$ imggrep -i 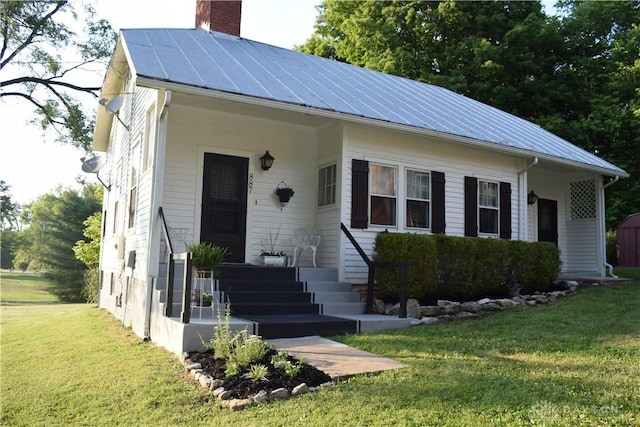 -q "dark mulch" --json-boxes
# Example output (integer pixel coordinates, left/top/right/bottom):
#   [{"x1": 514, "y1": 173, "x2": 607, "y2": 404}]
[{"x1": 188, "y1": 348, "x2": 332, "y2": 399}]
